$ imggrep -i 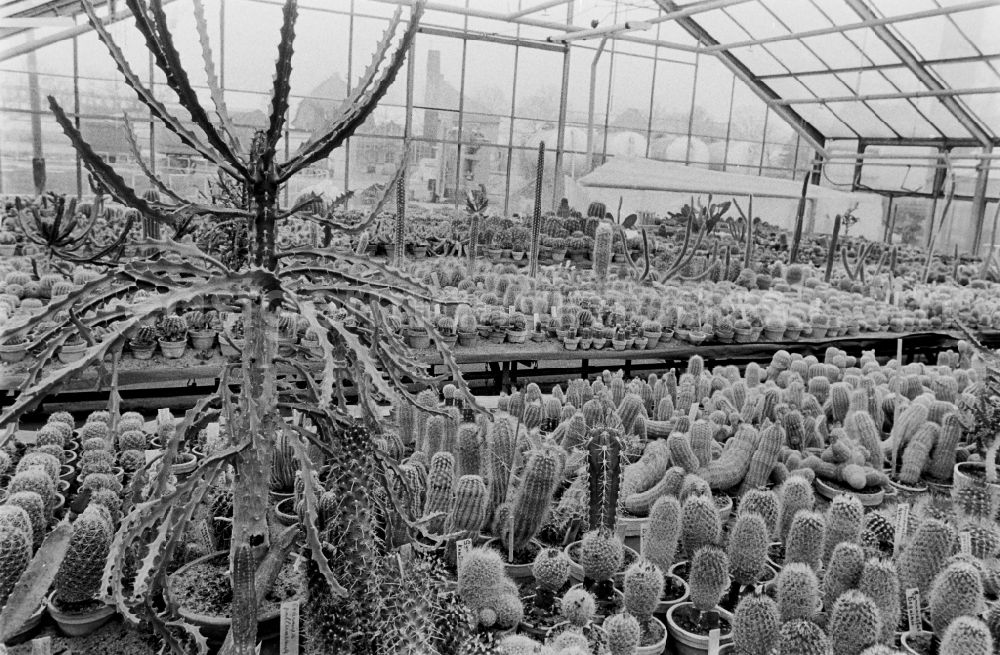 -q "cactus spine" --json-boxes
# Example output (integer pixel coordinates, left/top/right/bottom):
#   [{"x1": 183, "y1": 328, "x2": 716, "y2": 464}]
[
  {"x1": 733, "y1": 594, "x2": 780, "y2": 655},
  {"x1": 898, "y1": 518, "x2": 955, "y2": 597},
  {"x1": 501, "y1": 449, "x2": 560, "y2": 558},
  {"x1": 785, "y1": 510, "x2": 826, "y2": 572},
  {"x1": 682, "y1": 494, "x2": 721, "y2": 559},
  {"x1": 449, "y1": 474, "x2": 488, "y2": 535},
  {"x1": 231, "y1": 542, "x2": 257, "y2": 655},
  {"x1": 423, "y1": 452, "x2": 456, "y2": 533},
  {"x1": 689, "y1": 545, "x2": 730, "y2": 613},
  {"x1": 54, "y1": 505, "x2": 112, "y2": 603},
  {"x1": 823, "y1": 494, "x2": 864, "y2": 565},
  {"x1": 0, "y1": 523, "x2": 31, "y2": 607},
  {"x1": 777, "y1": 562, "x2": 820, "y2": 622},
  {"x1": 823, "y1": 542, "x2": 865, "y2": 611},
  {"x1": 393, "y1": 170, "x2": 406, "y2": 267},
  {"x1": 646, "y1": 494, "x2": 681, "y2": 575},
  {"x1": 929, "y1": 560, "x2": 984, "y2": 636},
  {"x1": 940, "y1": 616, "x2": 994, "y2": 655}
]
